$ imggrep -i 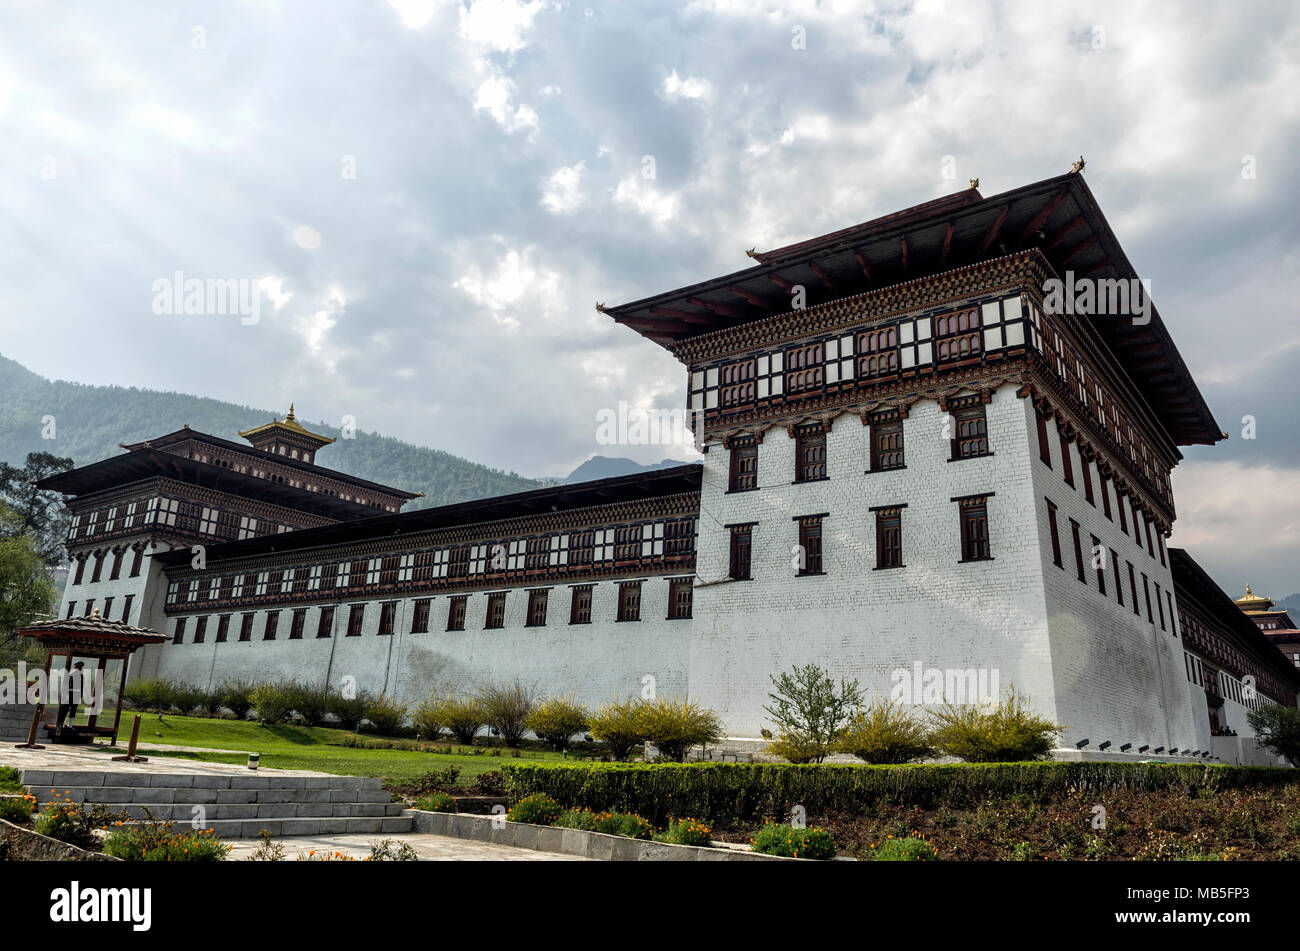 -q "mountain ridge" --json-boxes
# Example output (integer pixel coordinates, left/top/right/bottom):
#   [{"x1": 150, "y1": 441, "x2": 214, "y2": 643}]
[{"x1": 0, "y1": 352, "x2": 539, "y2": 510}]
